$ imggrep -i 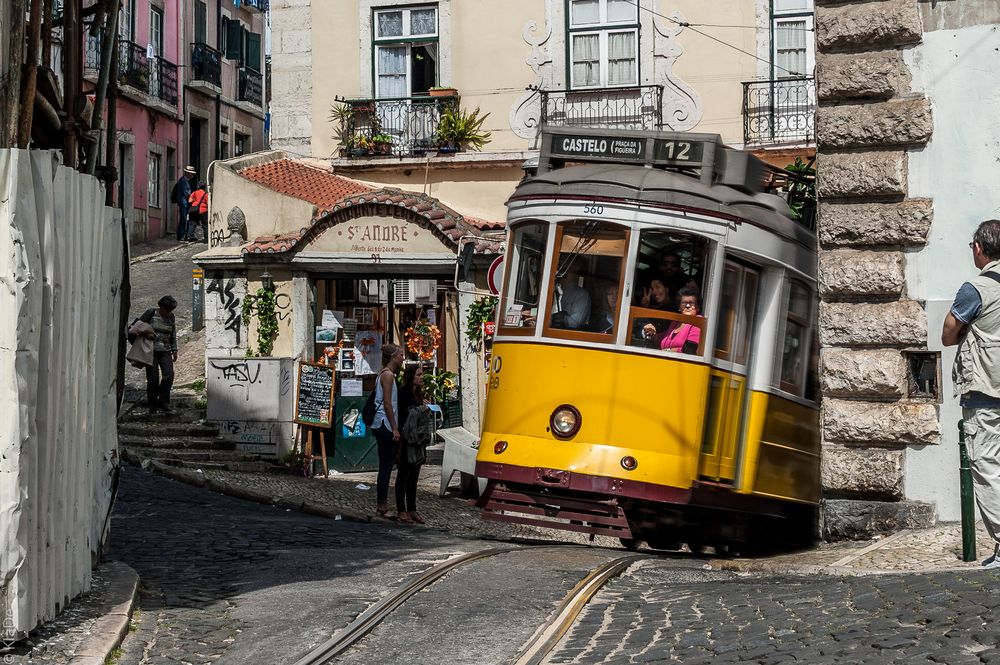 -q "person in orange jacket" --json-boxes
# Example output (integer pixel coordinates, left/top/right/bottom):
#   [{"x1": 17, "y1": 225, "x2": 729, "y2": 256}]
[{"x1": 187, "y1": 182, "x2": 209, "y2": 242}]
